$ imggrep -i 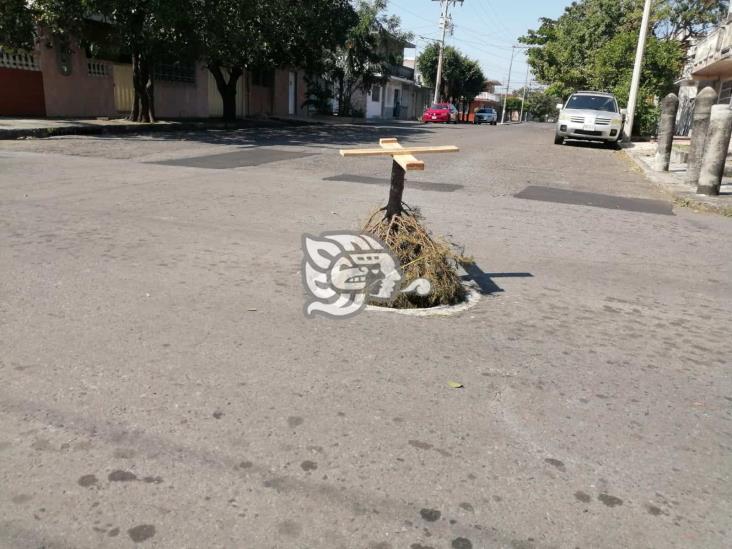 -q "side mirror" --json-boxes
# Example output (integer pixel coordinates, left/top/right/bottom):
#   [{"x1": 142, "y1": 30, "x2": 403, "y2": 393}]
[{"x1": 556, "y1": 103, "x2": 563, "y2": 110}]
